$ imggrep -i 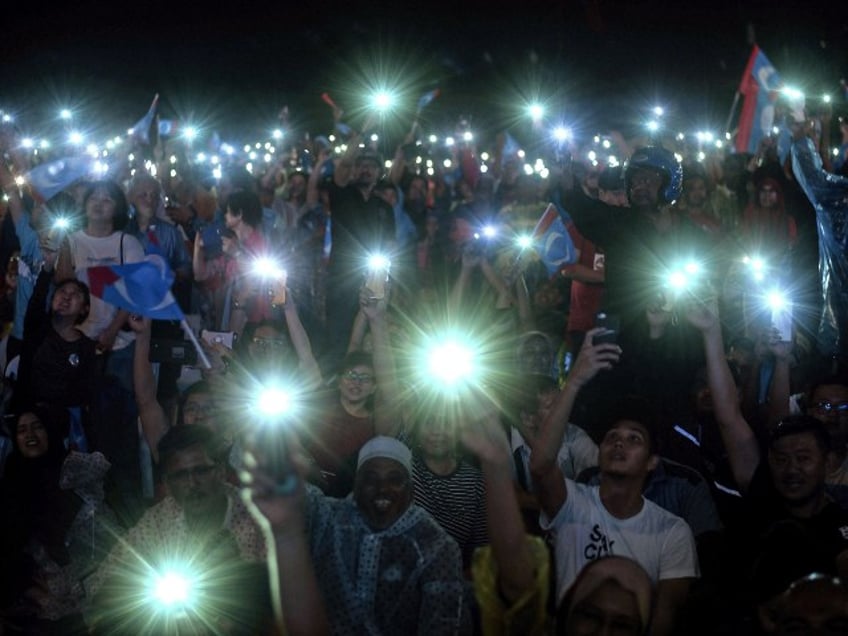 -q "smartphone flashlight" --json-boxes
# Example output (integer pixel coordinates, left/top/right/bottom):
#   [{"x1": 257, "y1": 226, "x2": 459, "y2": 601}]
[{"x1": 365, "y1": 253, "x2": 390, "y2": 299}]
